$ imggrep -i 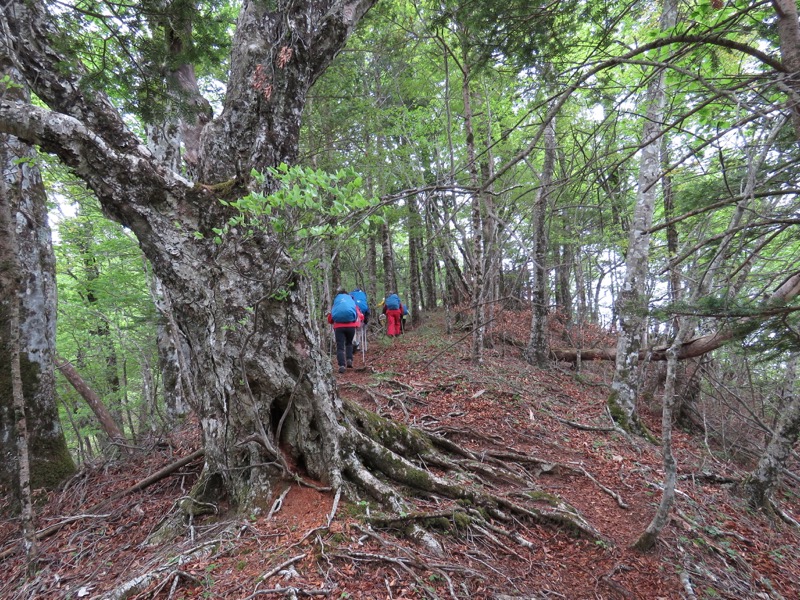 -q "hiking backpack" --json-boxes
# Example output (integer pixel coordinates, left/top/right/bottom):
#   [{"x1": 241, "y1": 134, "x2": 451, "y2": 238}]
[
  {"x1": 351, "y1": 289, "x2": 369, "y2": 314},
  {"x1": 385, "y1": 293, "x2": 401, "y2": 310},
  {"x1": 331, "y1": 294, "x2": 357, "y2": 323}
]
